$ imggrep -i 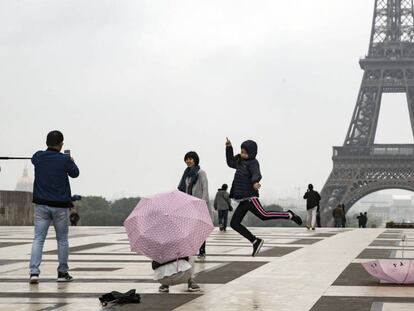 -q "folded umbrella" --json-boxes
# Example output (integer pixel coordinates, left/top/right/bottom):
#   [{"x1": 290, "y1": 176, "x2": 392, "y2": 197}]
[{"x1": 124, "y1": 190, "x2": 213, "y2": 263}]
